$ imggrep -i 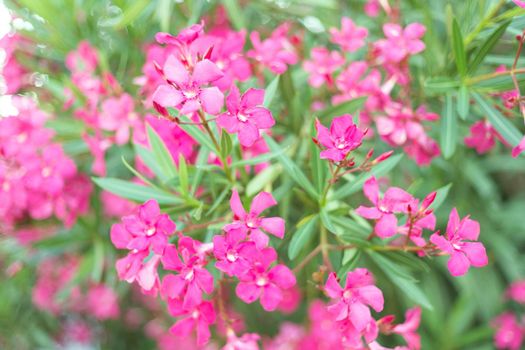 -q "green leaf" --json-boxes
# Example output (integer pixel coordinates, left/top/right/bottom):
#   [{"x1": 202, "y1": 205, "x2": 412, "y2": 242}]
[
  {"x1": 147, "y1": 125, "x2": 177, "y2": 181},
  {"x1": 93, "y1": 177, "x2": 182, "y2": 205},
  {"x1": 468, "y1": 20, "x2": 510, "y2": 75},
  {"x1": 472, "y1": 92, "x2": 522, "y2": 146},
  {"x1": 230, "y1": 146, "x2": 288, "y2": 168},
  {"x1": 263, "y1": 134, "x2": 319, "y2": 199},
  {"x1": 318, "y1": 97, "x2": 367, "y2": 119},
  {"x1": 430, "y1": 183, "x2": 452, "y2": 211},
  {"x1": 121, "y1": 156, "x2": 157, "y2": 189},
  {"x1": 452, "y1": 19, "x2": 467, "y2": 77},
  {"x1": 178, "y1": 155, "x2": 189, "y2": 195},
  {"x1": 221, "y1": 0, "x2": 246, "y2": 30},
  {"x1": 441, "y1": 94, "x2": 457, "y2": 159},
  {"x1": 288, "y1": 215, "x2": 319, "y2": 260},
  {"x1": 220, "y1": 132, "x2": 233, "y2": 159},
  {"x1": 368, "y1": 251, "x2": 433, "y2": 310},
  {"x1": 425, "y1": 77, "x2": 461, "y2": 94},
  {"x1": 457, "y1": 85, "x2": 470, "y2": 120},
  {"x1": 320, "y1": 209, "x2": 337, "y2": 233},
  {"x1": 191, "y1": 149, "x2": 210, "y2": 196},
  {"x1": 135, "y1": 144, "x2": 167, "y2": 182},
  {"x1": 246, "y1": 164, "x2": 281, "y2": 196},
  {"x1": 310, "y1": 122, "x2": 327, "y2": 193},
  {"x1": 264, "y1": 75, "x2": 280, "y2": 108},
  {"x1": 338, "y1": 249, "x2": 362, "y2": 278},
  {"x1": 115, "y1": 0, "x2": 150, "y2": 29},
  {"x1": 334, "y1": 154, "x2": 404, "y2": 200}
]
